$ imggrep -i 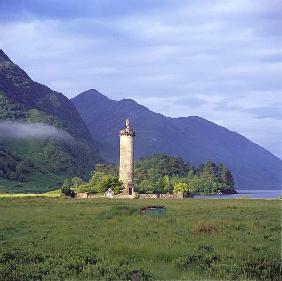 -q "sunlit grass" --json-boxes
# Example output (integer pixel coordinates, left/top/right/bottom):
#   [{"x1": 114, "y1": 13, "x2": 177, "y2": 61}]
[{"x1": 0, "y1": 190, "x2": 61, "y2": 198}]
